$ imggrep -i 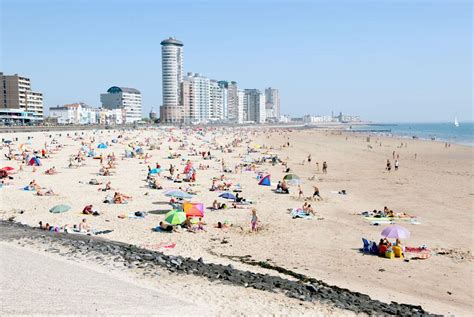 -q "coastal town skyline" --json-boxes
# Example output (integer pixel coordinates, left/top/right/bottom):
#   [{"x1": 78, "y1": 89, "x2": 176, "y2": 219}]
[{"x1": 1, "y1": 0, "x2": 472, "y2": 122}]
